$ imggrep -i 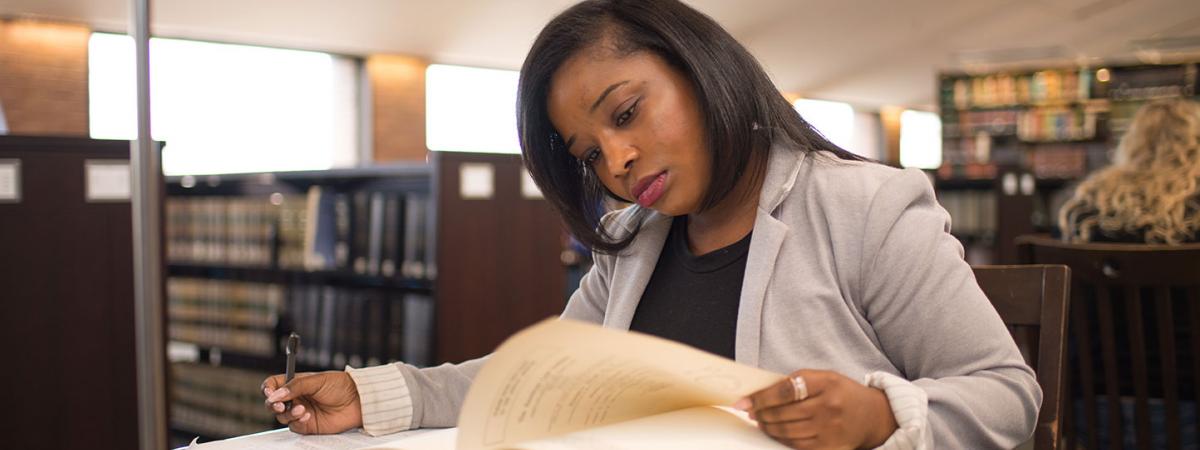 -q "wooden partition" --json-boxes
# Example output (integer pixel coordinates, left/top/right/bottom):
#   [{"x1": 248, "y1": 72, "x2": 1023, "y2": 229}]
[
  {"x1": 0, "y1": 135, "x2": 155, "y2": 449},
  {"x1": 432, "y1": 151, "x2": 567, "y2": 363}
]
